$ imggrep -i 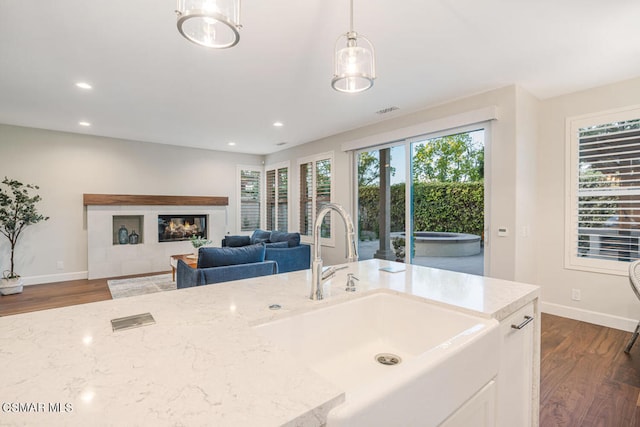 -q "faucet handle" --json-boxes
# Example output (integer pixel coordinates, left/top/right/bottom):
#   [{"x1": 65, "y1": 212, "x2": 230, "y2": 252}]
[
  {"x1": 321, "y1": 266, "x2": 336, "y2": 281},
  {"x1": 346, "y1": 273, "x2": 359, "y2": 292},
  {"x1": 322, "y1": 265, "x2": 349, "y2": 281}
]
